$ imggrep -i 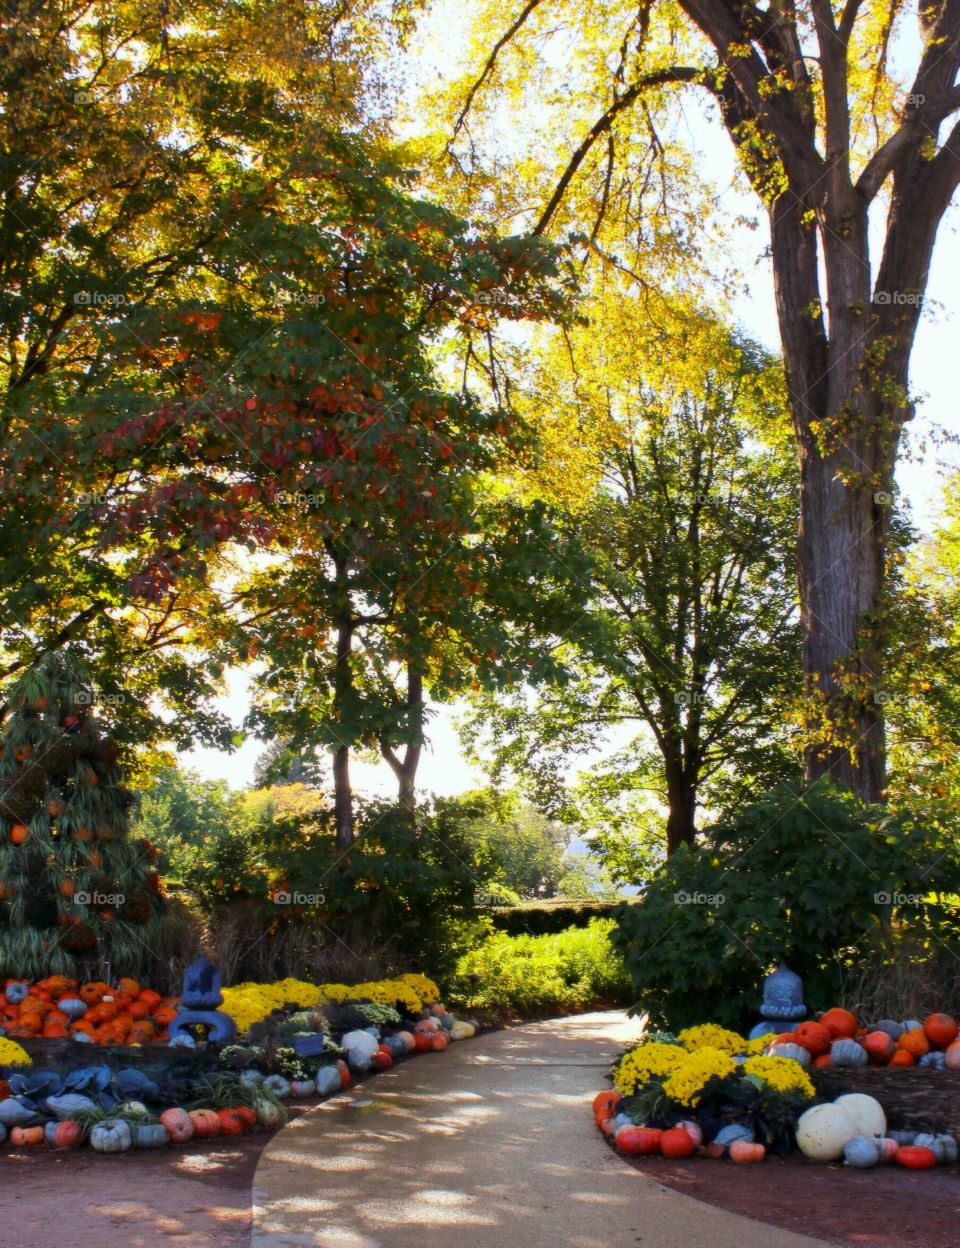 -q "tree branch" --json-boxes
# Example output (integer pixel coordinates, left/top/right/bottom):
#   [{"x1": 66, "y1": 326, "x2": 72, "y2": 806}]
[
  {"x1": 857, "y1": 84, "x2": 960, "y2": 201},
  {"x1": 534, "y1": 67, "x2": 700, "y2": 234},
  {"x1": 449, "y1": 0, "x2": 547, "y2": 145}
]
